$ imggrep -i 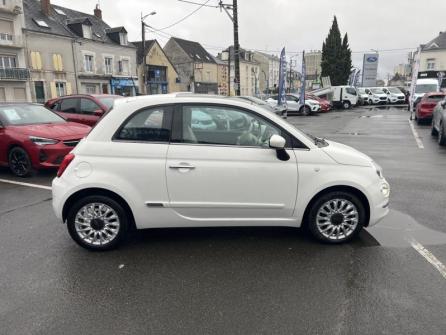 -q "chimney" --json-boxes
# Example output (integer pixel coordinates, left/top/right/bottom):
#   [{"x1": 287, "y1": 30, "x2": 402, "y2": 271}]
[
  {"x1": 41, "y1": 0, "x2": 51, "y2": 16},
  {"x1": 94, "y1": 4, "x2": 102, "y2": 19}
]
